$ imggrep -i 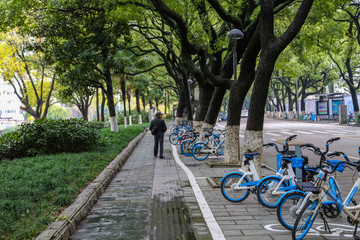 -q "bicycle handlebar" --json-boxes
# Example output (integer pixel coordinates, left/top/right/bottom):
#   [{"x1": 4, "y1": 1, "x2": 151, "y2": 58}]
[
  {"x1": 263, "y1": 143, "x2": 276, "y2": 148},
  {"x1": 327, "y1": 137, "x2": 340, "y2": 144},
  {"x1": 345, "y1": 161, "x2": 360, "y2": 168},
  {"x1": 301, "y1": 137, "x2": 340, "y2": 156},
  {"x1": 286, "y1": 135, "x2": 297, "y2": 142},
  {"x1": 327, "y1": 151, "x2": 350, "y2": 162},
  {"x1": 323, "y1": 160, "x2": 347, "y2": 174},
  {"x1": 263, "y1": 134, "x2": 297, "y2": 154}
]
